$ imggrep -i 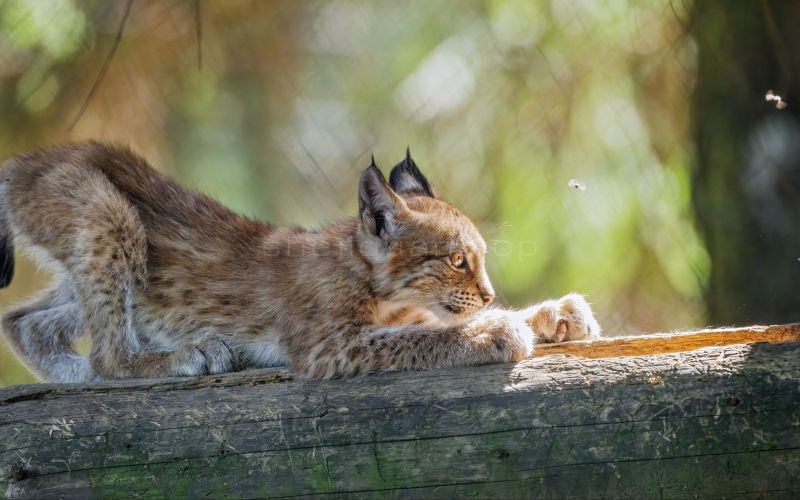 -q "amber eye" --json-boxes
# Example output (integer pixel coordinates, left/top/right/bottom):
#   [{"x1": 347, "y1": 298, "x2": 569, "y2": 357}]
[{"x1": 449, "y1": 251, "x2": 467, "y2": 269}]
